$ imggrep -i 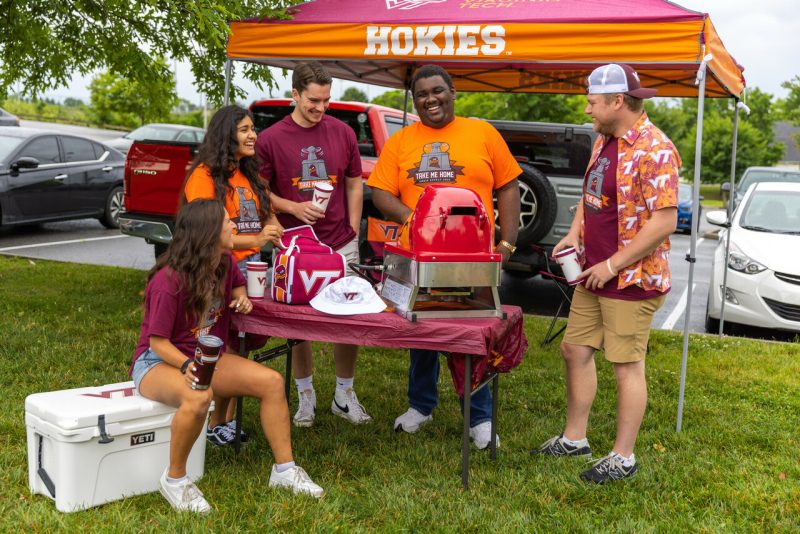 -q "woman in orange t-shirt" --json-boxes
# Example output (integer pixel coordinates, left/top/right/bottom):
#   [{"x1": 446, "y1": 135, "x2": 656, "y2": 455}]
[{"x1": 183, "y1": 105, "x2": 283, "y2": 275}]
